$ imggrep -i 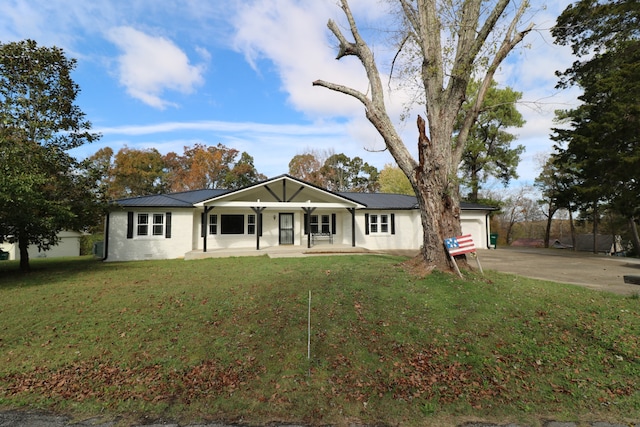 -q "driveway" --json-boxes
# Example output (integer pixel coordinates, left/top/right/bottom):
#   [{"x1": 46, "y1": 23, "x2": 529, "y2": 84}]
[{"x1": 478, "y1": 247, "x2": 640, "y2": 296}]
